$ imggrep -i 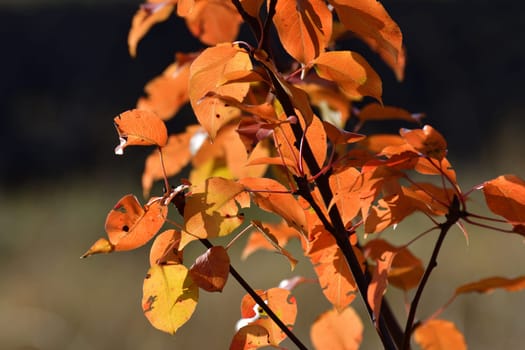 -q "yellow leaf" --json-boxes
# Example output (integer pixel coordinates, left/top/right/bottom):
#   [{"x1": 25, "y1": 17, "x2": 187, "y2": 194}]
[{"x1": 142, "y1": 264, "x2": 199, "y2": 334}]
